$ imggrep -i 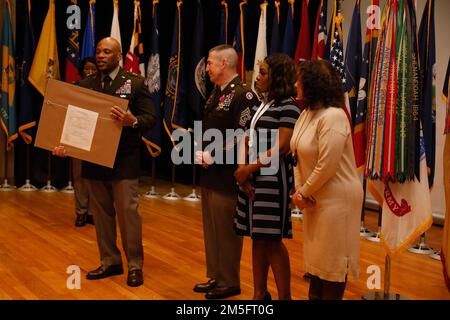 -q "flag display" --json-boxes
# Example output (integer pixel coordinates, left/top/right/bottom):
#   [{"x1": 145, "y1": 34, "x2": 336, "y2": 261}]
[
  {"x1": 311, "y1": 0, "x2": 327, "y2": 60},
  {"x1": 234, "y1": 0, "x2": 247, "y2": 82},
  {"x1": 252, "y1": 1, "x2": 268, "y2": 92},
  {"x1": 353, "y1": 0, "x2": 379, "y2": 170},
  {"x1": 143, "y1": 0, "x2": 162, "y2": 157},
  {"x1": 269, "y1": 0, "x2": 281, "y2": 54},
  {"x1": 124, "y1": 0, "x2": 145, "y2": 76},
  {"x1": 163, "y1": 0, "x2": 187, "y2": 144},
  {"x1": 81, "y1": 0, "x2": 96, "y2": 60},
  {"x1": 281, "y1": 0, "x2": 295, "y2": 58},
  {"x1": 18, "y1": 0, "x2": 37, "y2": 144},
  {"x1": 219, "y1": 0, "x2": 228, "y2": 44},
  {"x1": 0, "y1": 0, "x2": 17, "y2": 149},
  {"x1": 110, "y1": 0, "x2": 123, "y2": 67},
  {"x1": 65, "y1": 0, "x2": 80, "y2": 84},
  {"x1": 29, "y1": 0, "x2": 60, "y2": 96},
  {"x1": 294, "y1": 0, "x2": 311, "y2": 62},
  {"x1": 418, "y1": 0, "x2": 436, "y2": 187}
]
